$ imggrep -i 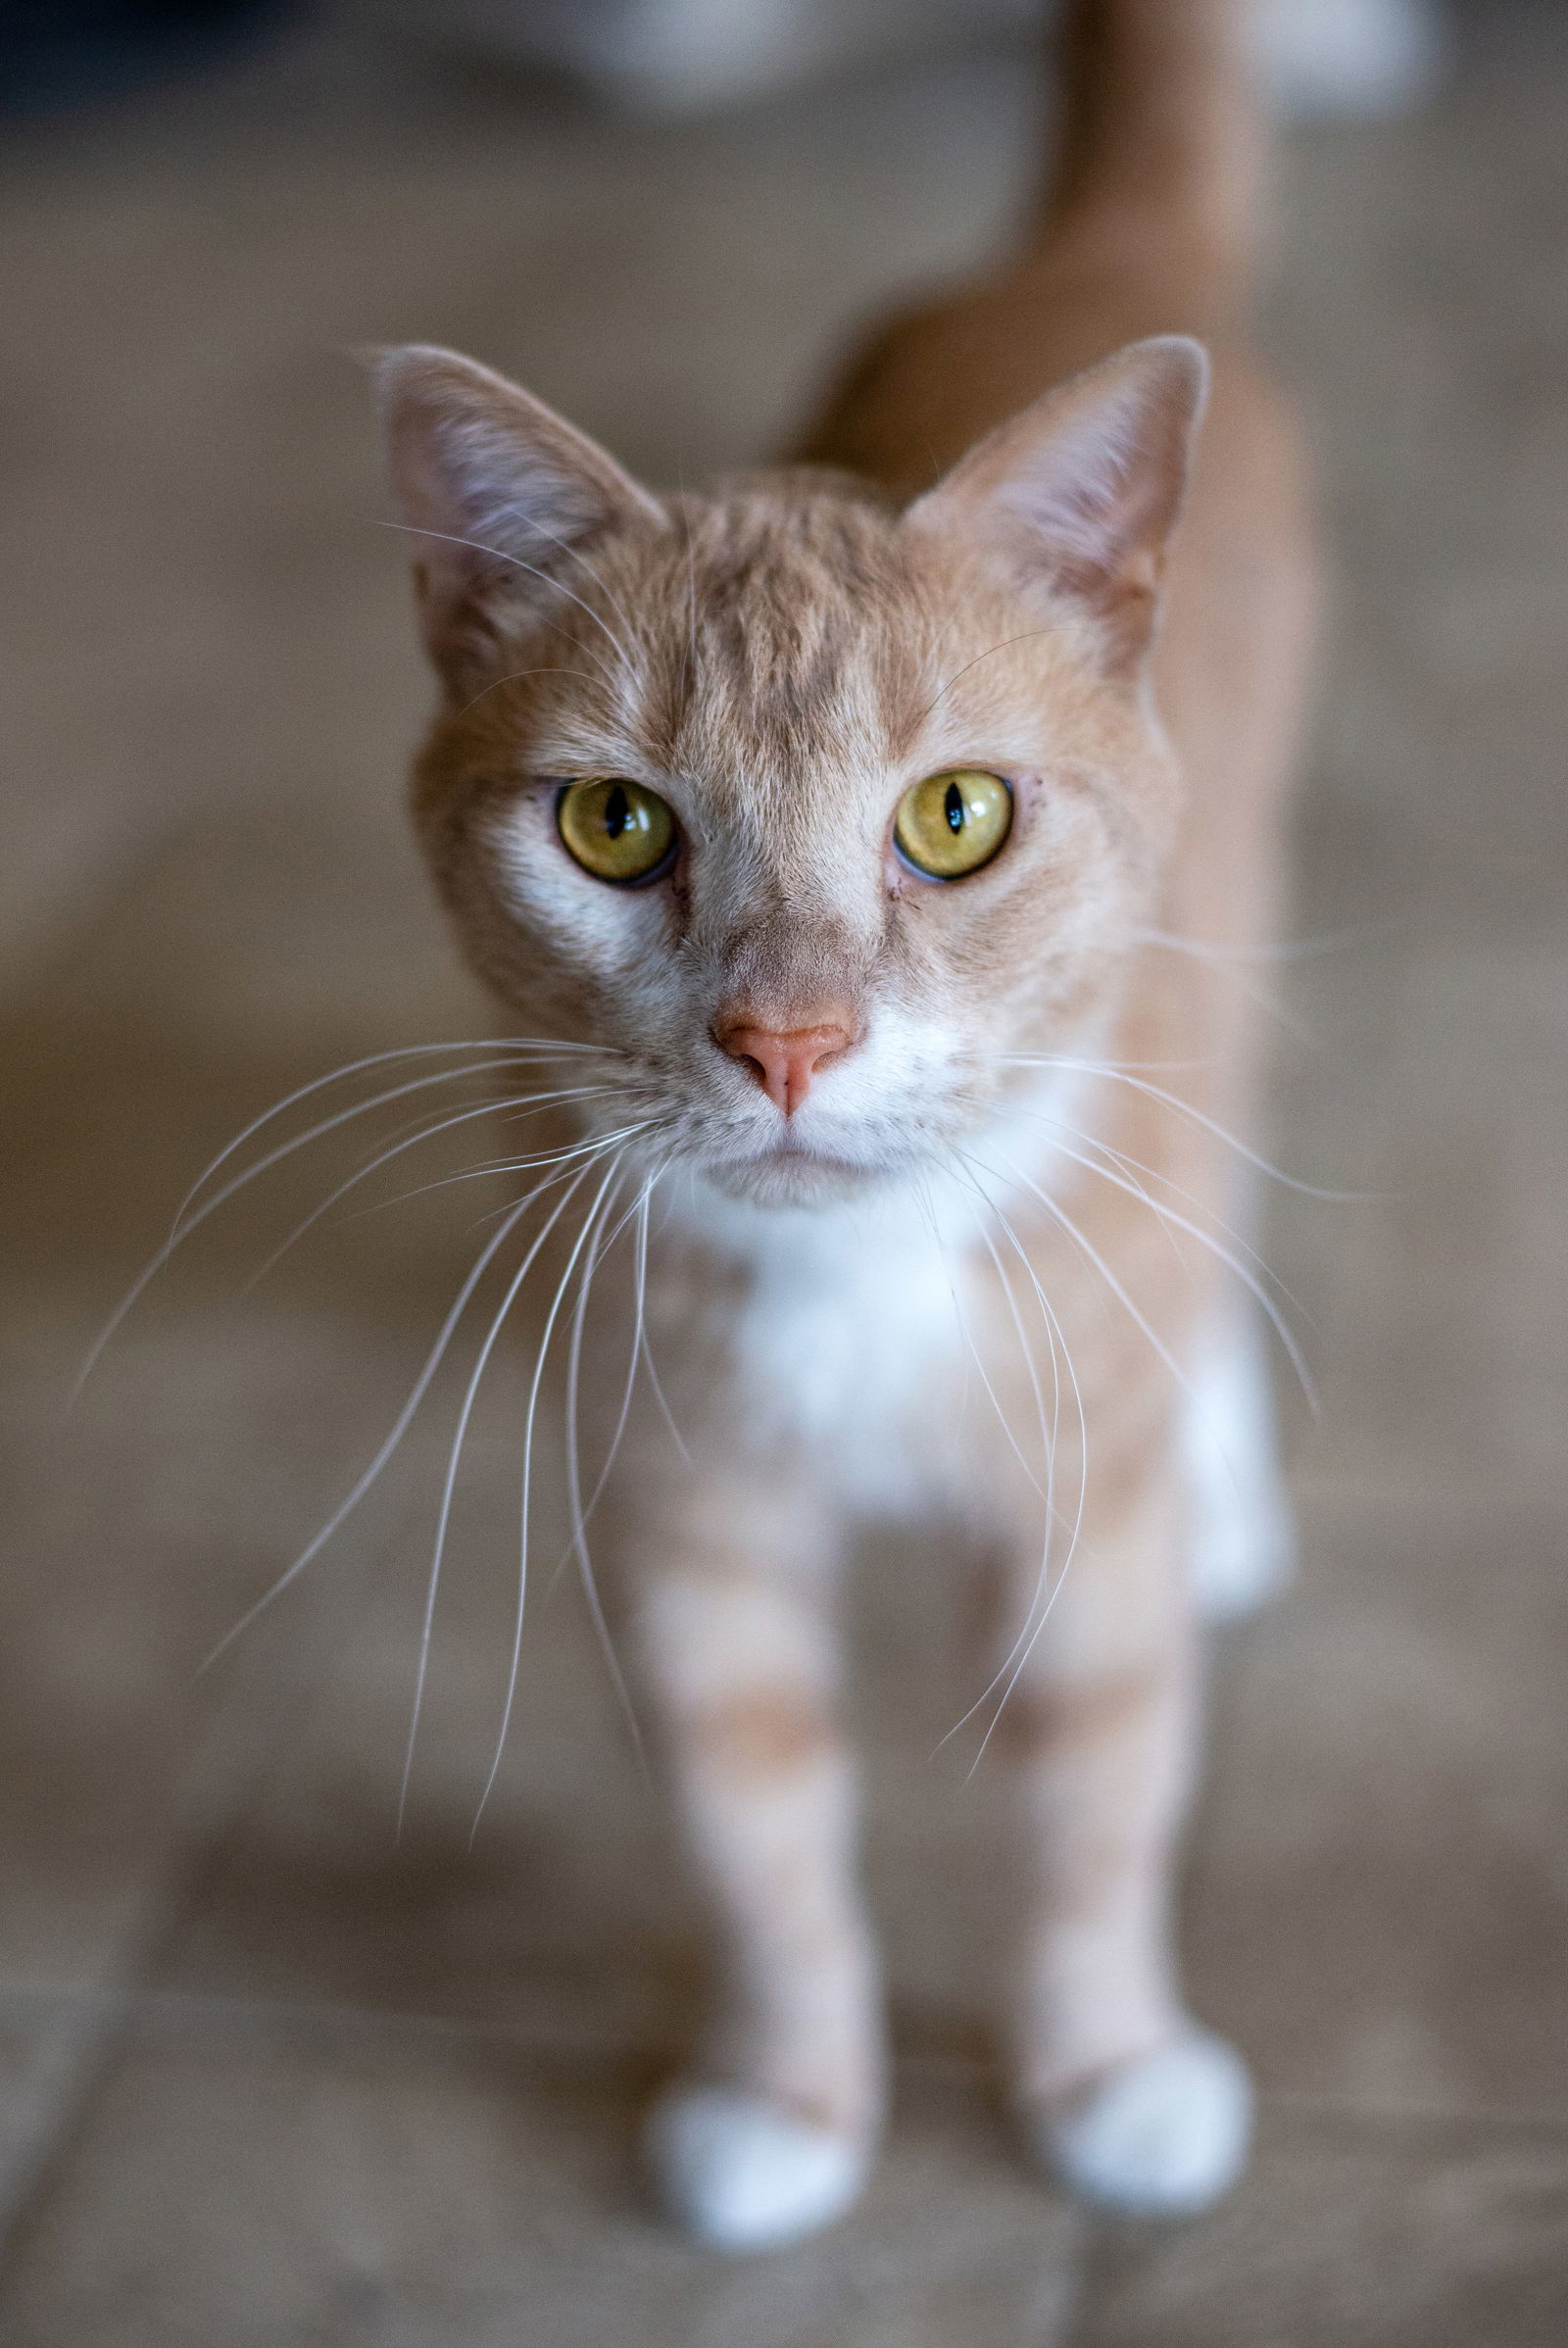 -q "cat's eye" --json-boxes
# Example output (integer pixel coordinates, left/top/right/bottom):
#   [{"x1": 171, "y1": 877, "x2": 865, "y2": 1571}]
[
  {"x1": 894, "y1": 768, "x2": 1012, "y2": 879},
  {"x1": 557, "y1": 777, "x2": 677, "y2": 885}
]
